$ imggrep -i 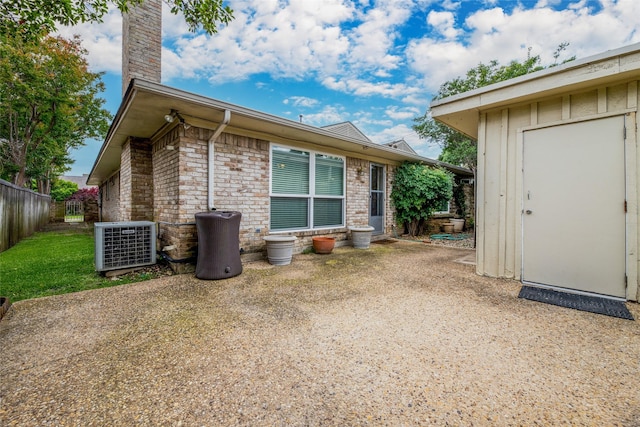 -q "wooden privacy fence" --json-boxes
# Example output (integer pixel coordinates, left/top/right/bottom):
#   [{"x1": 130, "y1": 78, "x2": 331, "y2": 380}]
[{"x1": 0, "y1": 179, "x2": 50, "y2": 253}]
